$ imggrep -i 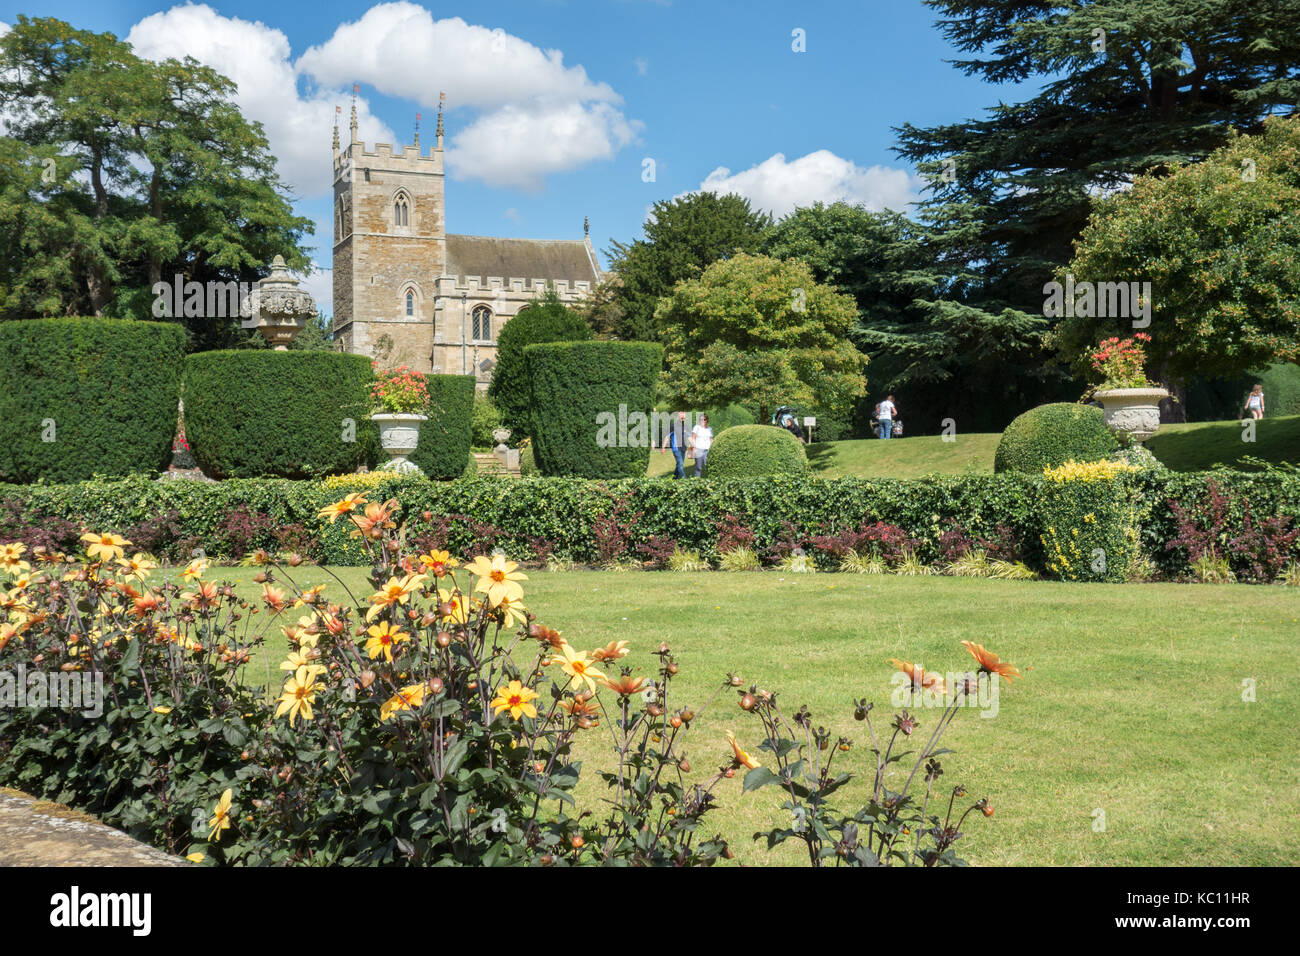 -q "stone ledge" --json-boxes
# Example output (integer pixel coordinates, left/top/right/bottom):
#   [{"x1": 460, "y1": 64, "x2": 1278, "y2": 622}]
[{"x1": 0, "y1": 788, "x2": 186, "y2": 867}]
